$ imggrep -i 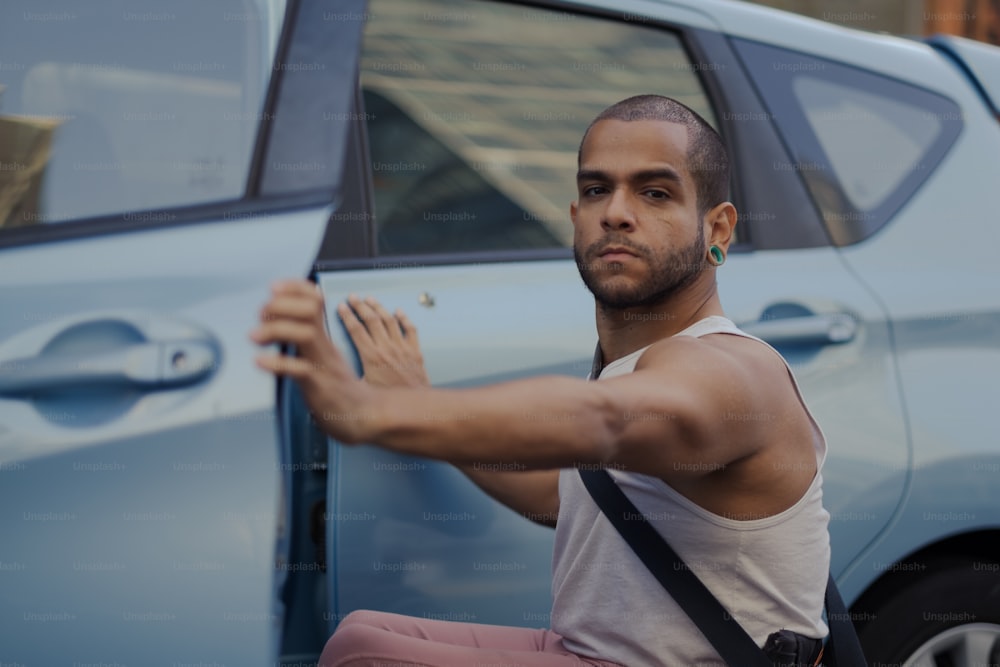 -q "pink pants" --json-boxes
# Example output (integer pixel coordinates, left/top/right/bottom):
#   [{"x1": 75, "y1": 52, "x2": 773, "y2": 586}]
[{"x1": 319, "y1": 610, "x2": 624, "y2": 667}]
